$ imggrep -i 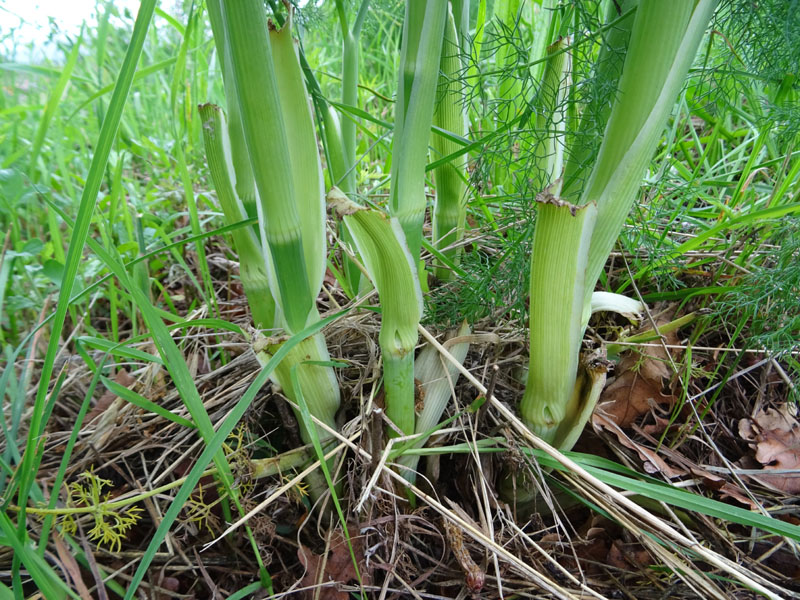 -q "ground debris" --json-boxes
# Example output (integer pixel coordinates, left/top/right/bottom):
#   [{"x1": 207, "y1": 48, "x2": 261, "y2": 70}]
[
  {"x1": 738, "y1": 403, "x2": 800, "y2": 493},
  {"x1": 594, "y1": 313, "x2": 681, "y2": 430},
  {"x1": 297, "y1": 526, "x2": 370, "y2": 600}
]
